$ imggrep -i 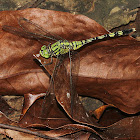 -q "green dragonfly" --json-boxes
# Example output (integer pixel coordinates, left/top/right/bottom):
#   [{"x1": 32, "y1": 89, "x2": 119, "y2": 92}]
[
  {"x1": 38, "y1": 26, "x2": 136, "y2": 117},
  {"x1": 39, "y1": 28, "x2": 136, "y2": 60},
  {"x1": 2, "y1": 18, "x2": 136, "y2": 118}
]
